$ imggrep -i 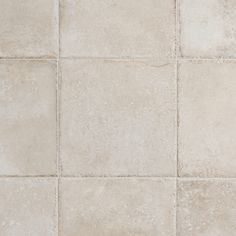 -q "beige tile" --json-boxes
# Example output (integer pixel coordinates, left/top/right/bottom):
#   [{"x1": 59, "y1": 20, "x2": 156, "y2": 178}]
[
  {"x1": 60, "y1": 0, "x2": 175, "y2": 58},
  {"x1": 0, "y1": 60, "x2": 56, "y2": 176},
  {"x1": 0, "y1": 178, "x2": 57, "y2": 236},
  {"x1": 179, "y1": 61, "x2": 236, "y2": 177},
  {"x1": 178, "y1": 179, "x2": 236, "y2": 236},
  {"x1": 180, "y1": 0, "x2": 236, "y2": 58},
  {"x1": 0, "y1": 0, "x2": 58, "y2": 58},
  {"x1": 60, "y1": 178, "x2": 176, "y2": 236},
  {"x1": 60, "y1": 59, "x2": 176, "y2": 176}
]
